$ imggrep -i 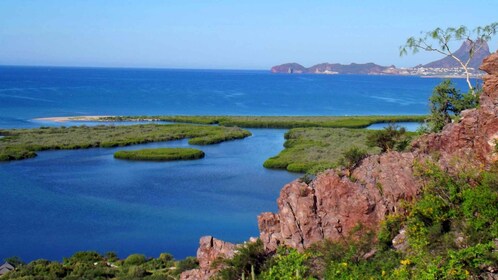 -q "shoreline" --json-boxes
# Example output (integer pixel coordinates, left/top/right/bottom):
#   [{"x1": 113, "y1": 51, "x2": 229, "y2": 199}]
[{"x1": 34, "y1": 115, "x2": 112, "y2": 122}]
